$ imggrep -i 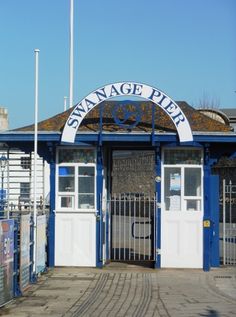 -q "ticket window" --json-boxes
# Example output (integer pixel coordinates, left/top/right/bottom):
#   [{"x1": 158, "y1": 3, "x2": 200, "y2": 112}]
[
  {"x1": 56, "y1": 148, "x2": 96, "y2": 211},
  {"x1": 163, "y1": 149, "x2": 203, "y2": 212}
]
